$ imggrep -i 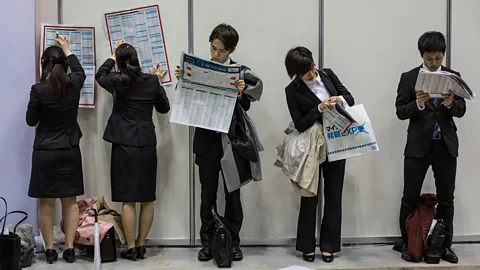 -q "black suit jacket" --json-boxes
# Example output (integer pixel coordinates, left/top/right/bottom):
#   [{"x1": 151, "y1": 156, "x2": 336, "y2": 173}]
[
  {"x1": 193, "y1": 59, "x2": 252, "y2": 156},
  {"x1": 96, "y1": 59, "x2": 170, "y2": 147},
  {"x1": 26, "y1": 54, "x2": 86, "y2": 150},
  {"x1": 285, "y1": 69, "x2": 355, "y2": 133},
  {"x1": 395, "y1": 65, "x2": 466, "y2": 158}
]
